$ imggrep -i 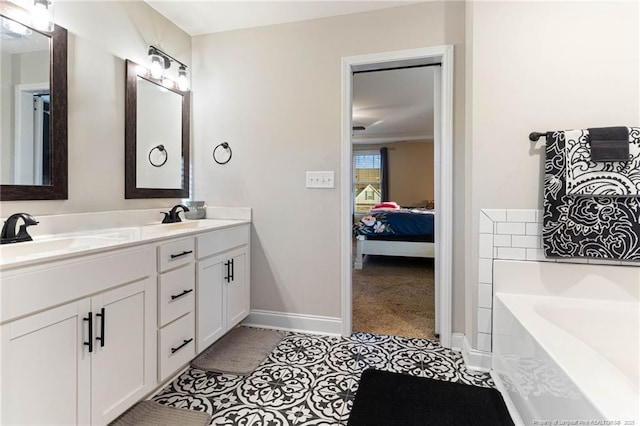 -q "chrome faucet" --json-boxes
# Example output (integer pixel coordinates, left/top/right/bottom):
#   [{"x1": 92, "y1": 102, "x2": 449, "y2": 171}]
[
  {"x1": 161, "y1": 204, "x2": 190, "y2": 223},
  {"x1": 1, "y1": 213, "x2": 39, "y2": 244}
]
